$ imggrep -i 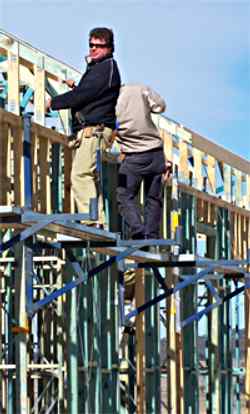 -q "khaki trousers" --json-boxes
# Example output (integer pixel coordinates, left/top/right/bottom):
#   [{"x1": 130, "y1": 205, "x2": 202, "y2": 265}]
[{"x1": 71, "y1": 127, "x2": 113, "y2": 224}]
